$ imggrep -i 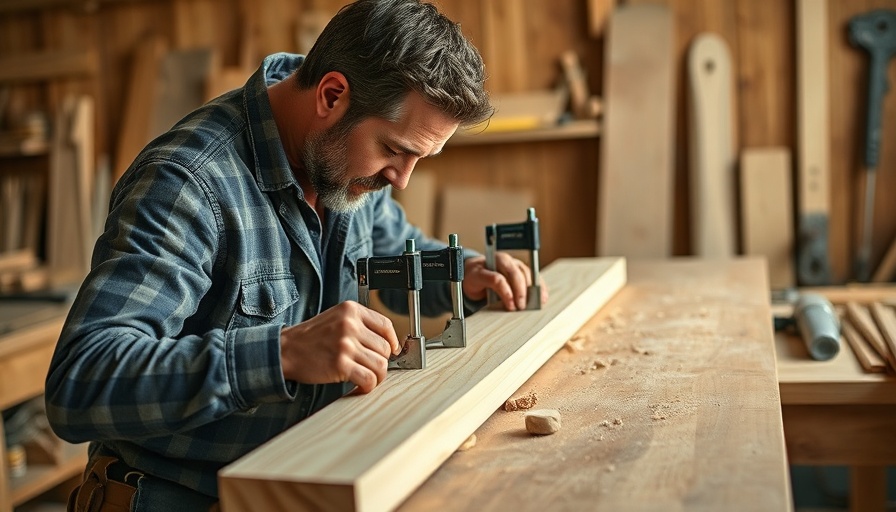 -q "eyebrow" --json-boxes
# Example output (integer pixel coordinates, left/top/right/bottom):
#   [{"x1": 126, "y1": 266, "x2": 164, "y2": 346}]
[{"x1": 388, "y1": 140, "x2": 442, "y2": 158}]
